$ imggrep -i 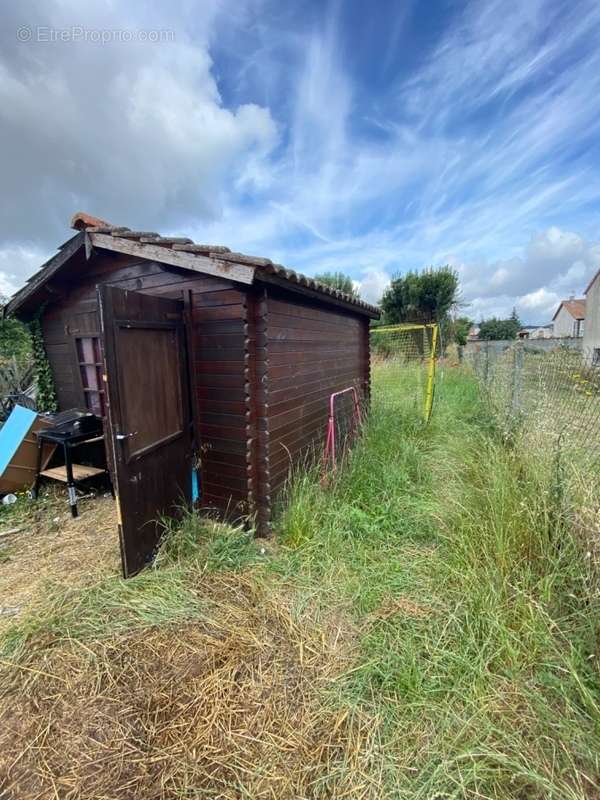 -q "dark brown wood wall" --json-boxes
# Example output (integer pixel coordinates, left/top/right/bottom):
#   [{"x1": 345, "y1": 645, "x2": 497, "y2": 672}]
[
  {"x1": 39, "y1": 252, "x2": 249, "y2": 519},
  {"x1": 244, "y1": 288, "x2": 270, "y2": 533},
  {"x1": 263, "y1": 290, "x2": 369, "y2": 500},
  {"x1": 189, "y1": 283, "x2": 248, "y2": 518},
  {"x1": 38, "y1": 250, "x2": 372, "y2": 535}
]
